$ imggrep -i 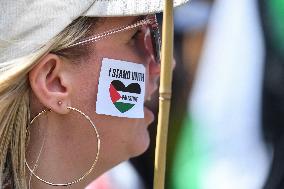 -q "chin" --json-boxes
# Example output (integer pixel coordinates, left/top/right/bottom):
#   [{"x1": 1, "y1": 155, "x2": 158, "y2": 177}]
[{"x1": 129, "y1": 129, "x2": 151, "y2": 157}]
